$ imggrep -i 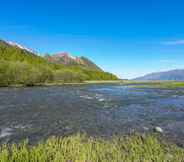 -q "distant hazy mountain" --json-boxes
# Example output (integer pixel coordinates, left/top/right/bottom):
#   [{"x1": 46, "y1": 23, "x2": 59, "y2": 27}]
[
  {"x1": 134, "y1": 69, "x2": 184, "y2": 81},
  {"x1": 45, "y1": 52, "x2": 102, "y2": 71}
]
